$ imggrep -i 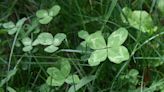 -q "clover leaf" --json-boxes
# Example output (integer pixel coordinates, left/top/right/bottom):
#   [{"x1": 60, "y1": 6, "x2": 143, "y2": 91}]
[
  {"x1": 121, "y1": 7, "x2": 157, "y2": 33},
  {"x1": 158, "y1": 0, "x2": 164, "y2": 15},
  {"x1": 78, "y1": 30, "x2": 89, "y2": 40},
  {"x1": 21, "y1": 37, "x2": 33, "y2": 52},
  {"x1": 86, "y1": 27, "x2": 130, "y2": 66},
  {"x1": 46, "y1": 60, "x2": 79, "y2": 86},
  {"x1": 36, "y1": 5, "x2": 61, "y2": 24},
  {"x1": 65, "y1": 74, "x2": 80, "y2": 84},
  {"x1": 33, "y1": 32, "x2": 66, "y2": 53},
  {"x1": 2, "y1": 18, "x2": 26, "y2": 35}
]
